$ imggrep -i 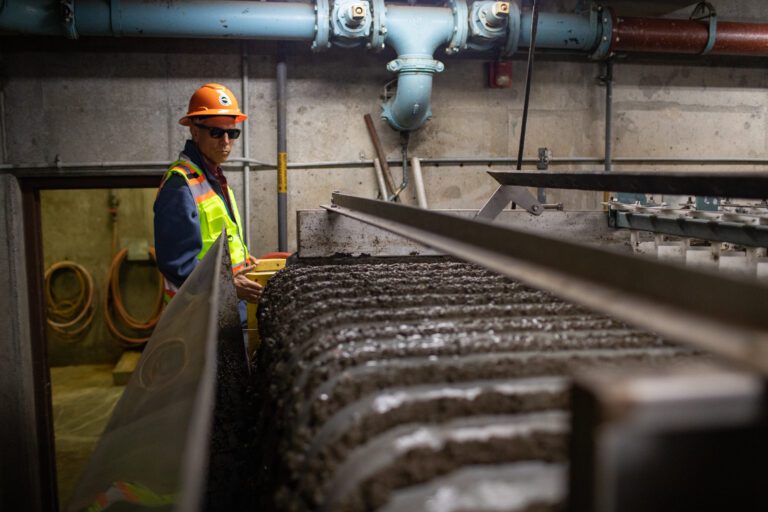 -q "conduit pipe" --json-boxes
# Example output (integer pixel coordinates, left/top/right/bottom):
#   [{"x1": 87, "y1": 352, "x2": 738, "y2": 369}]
[
  {"x1": 411, "y1": 157, "x2": 428, "y2": 209},
  {"x1": 241, "y1": 43, "x2": 251, "y2": 249},
  {"x1": 612, "y1": 18, "x2": 768, "y2": 56},
  {"x1": 276, "y1": 53, "x2": 288, "y2": 252}
]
